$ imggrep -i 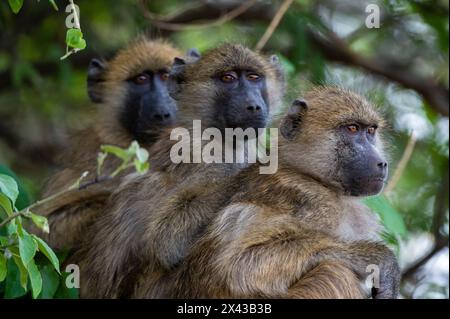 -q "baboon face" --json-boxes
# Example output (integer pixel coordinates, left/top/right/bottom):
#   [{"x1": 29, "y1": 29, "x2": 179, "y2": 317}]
[
  {"x1": 281, "y1": 87, "x2": 388, "y2": 197},
  {"x1": 87, "y1": 39, "x2": 183, "y2": 141},
  {"x1": 213, "y1": 68, "x2": 269, "y2": 130},
  {"x1": 335, "y1": 121, "x2": 388, "y2": 196},
  {"x1": 168, "y1": 44, "x2": 284, "y2": 130}
]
